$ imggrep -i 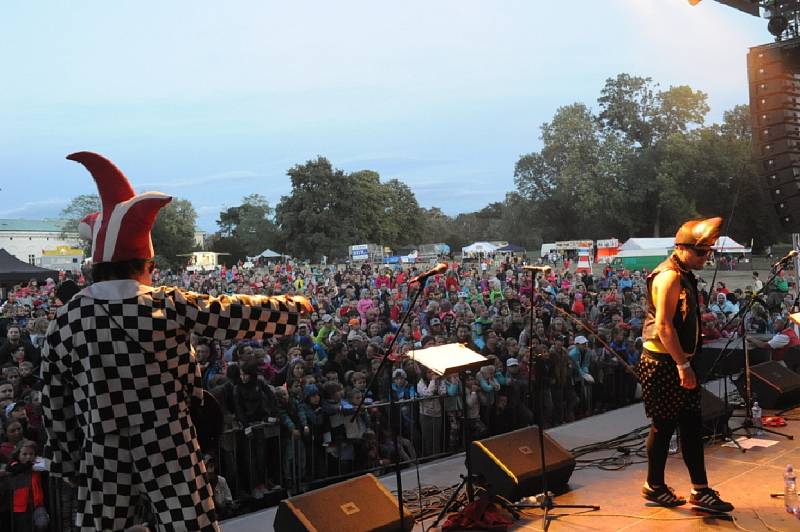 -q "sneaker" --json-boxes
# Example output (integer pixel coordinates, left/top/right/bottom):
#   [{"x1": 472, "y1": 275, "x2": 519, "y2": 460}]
[
  {"x1": 690, "y1": 488, "x2": 734, "y2": 513},
  {"x1": 642, "y1": 484, "x2": 687, "y2": 507}
]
